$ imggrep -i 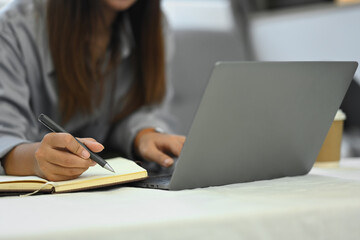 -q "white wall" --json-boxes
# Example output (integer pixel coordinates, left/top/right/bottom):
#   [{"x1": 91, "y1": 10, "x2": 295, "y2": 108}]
[
  {"x1": 250, "y1": 3, "x2": 360, "y2": 82},
  {"x1": 0, "y1": 0, "x2": 11, "y2": 8},
  {"x1": 162, "y1": 0, "x2": 234, "y2": 32}
]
